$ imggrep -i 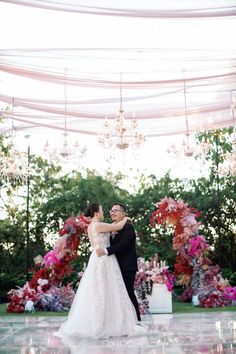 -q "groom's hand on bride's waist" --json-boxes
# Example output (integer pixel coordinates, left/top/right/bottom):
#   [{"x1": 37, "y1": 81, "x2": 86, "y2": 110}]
[{"x1": 96, "y1": 247, "x2": 107, "y2": 257}]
